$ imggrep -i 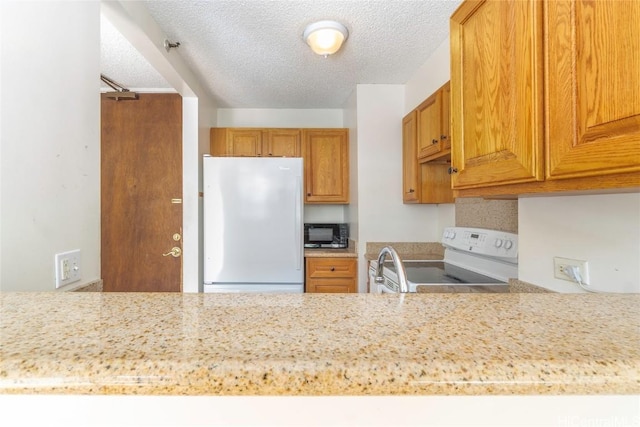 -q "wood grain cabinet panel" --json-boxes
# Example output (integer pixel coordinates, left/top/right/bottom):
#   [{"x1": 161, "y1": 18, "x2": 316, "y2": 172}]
[
  {"x1": 209, "y1": 128, "x2": 301, "y2": 158},
  {"x1": 264, "y1": 129, "x2": 301, "y2": 157},
  {"x1": 403, "y1": 82, "x2": 454, "y2": 204},
  {"x1": 545, "y1": 0, "x2": 640, "y2": 180},
  {"x1": 302, "y1": 129, "x2": 349, "y2": 204},
  {"x1": 305, "y1": 257, "x2": 357, "y2": 293},
  {"x1": 402, "y1": 111, "x2": 420, "y2": 203},
  {"x1": 450, "y1": 0, "x2": 544, "y2": 191},
  {"x1": 450, "y1": 0, "x2": 639, "y2": 197}
]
